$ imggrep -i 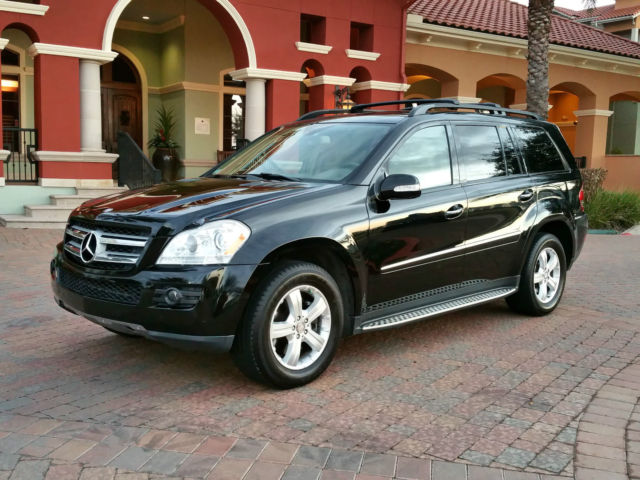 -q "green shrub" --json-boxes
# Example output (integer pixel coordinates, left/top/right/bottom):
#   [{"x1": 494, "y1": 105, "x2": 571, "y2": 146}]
[
  {"x1": 585, "y1": 190, "x2": 640, "y2": 231},
  {"x1": 580, "y1": 167, "x2": 607, "y2": 204}
]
